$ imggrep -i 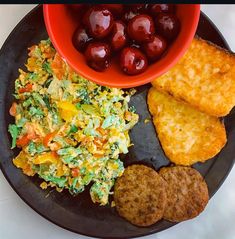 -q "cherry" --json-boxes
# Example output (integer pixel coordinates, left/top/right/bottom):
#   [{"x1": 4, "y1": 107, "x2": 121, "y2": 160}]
[
  {"x1": 110, "y1": 21, "x2": 127, "y2": 51},
  {"x1": 72, "y1": 27, "x2": 92, "y2": 52},
  {"x1": 142, "y1": 35, "x2": 167, "y2": 61},
  {"x1": 85, "y1": 42, "x2": 111, "y2": 71},
  {"x1": 83, "y1": 7, "x2": 114, "y2": 39},
  {"x1": 150, "y1": 4, "x2": 175, "y2": 16},
  {"x1": 122, "y1": 10, "x2": 139, "y2": 23},
  {"x1": 120, "y1": 47, "x2": 148, "y2": 75},
  {"x1": 122, "y1": 4, "x2": 148, "y2": 22},
  {"x1": 100, "y1": 4, "x2": 123, "y2": 16},
  {"x1": 127, "y1": 15, "x2": 155, "y2": 42},
  {"x1": 155, "y1": 13, "x2": 180, "y2": 40}
]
